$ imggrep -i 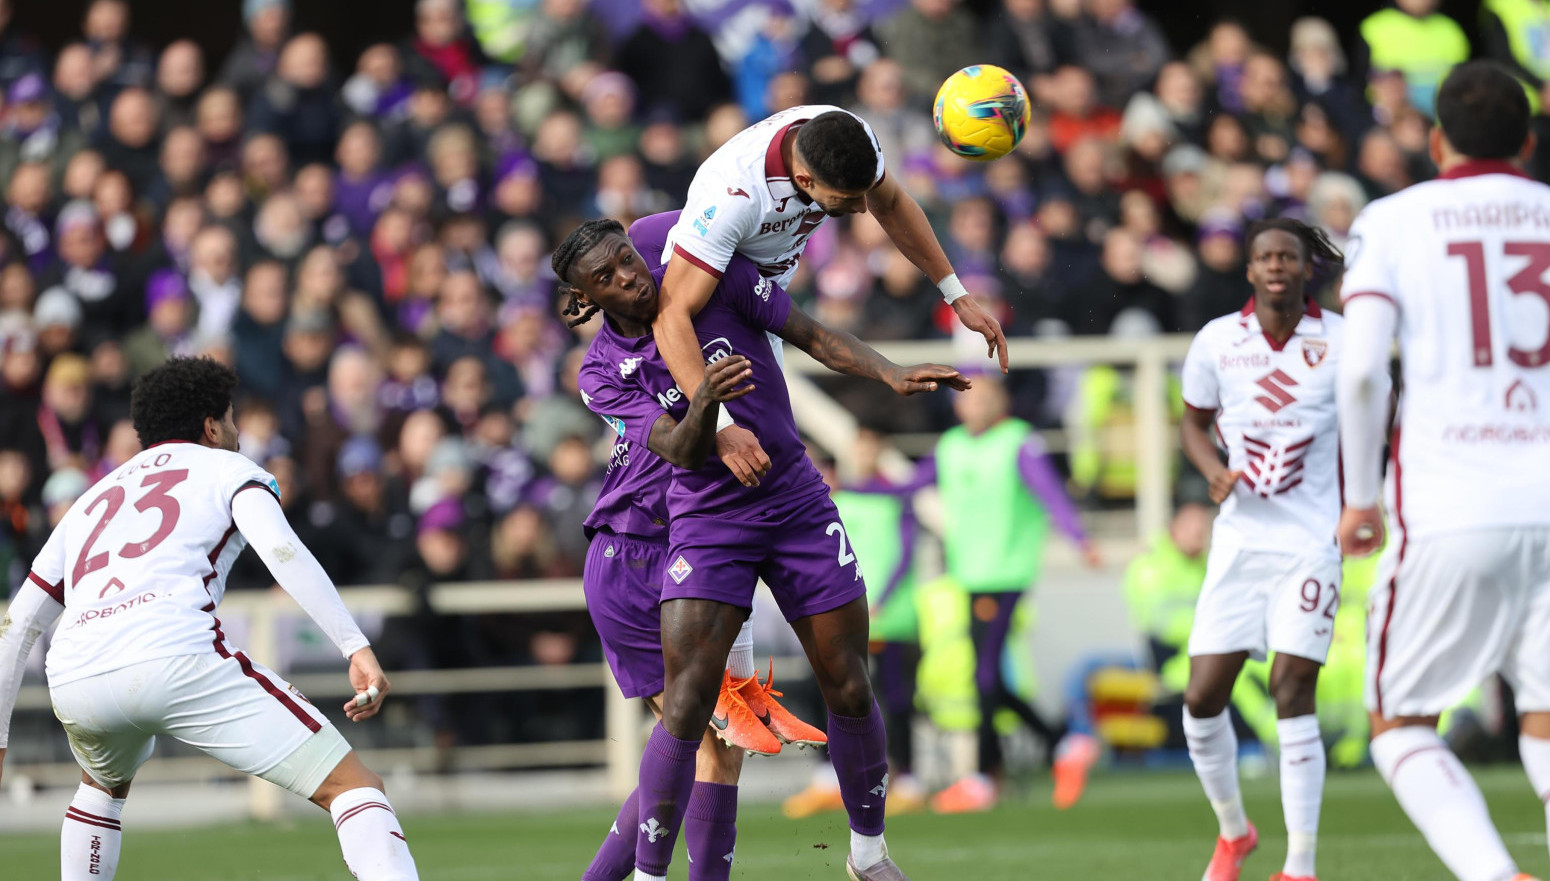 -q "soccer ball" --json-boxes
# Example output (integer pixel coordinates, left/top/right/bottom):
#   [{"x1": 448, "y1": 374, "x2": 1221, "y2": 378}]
[{"x1": 933, "y1": 65, "x2": 1032, "y2": 161}]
